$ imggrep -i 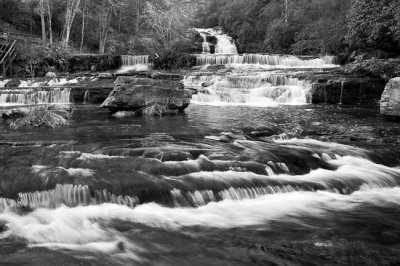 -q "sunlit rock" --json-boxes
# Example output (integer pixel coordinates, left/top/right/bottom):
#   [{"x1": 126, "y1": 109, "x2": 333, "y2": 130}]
[{"x1": 381, "y1": 77, "x2": 400, "y2": 117}]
